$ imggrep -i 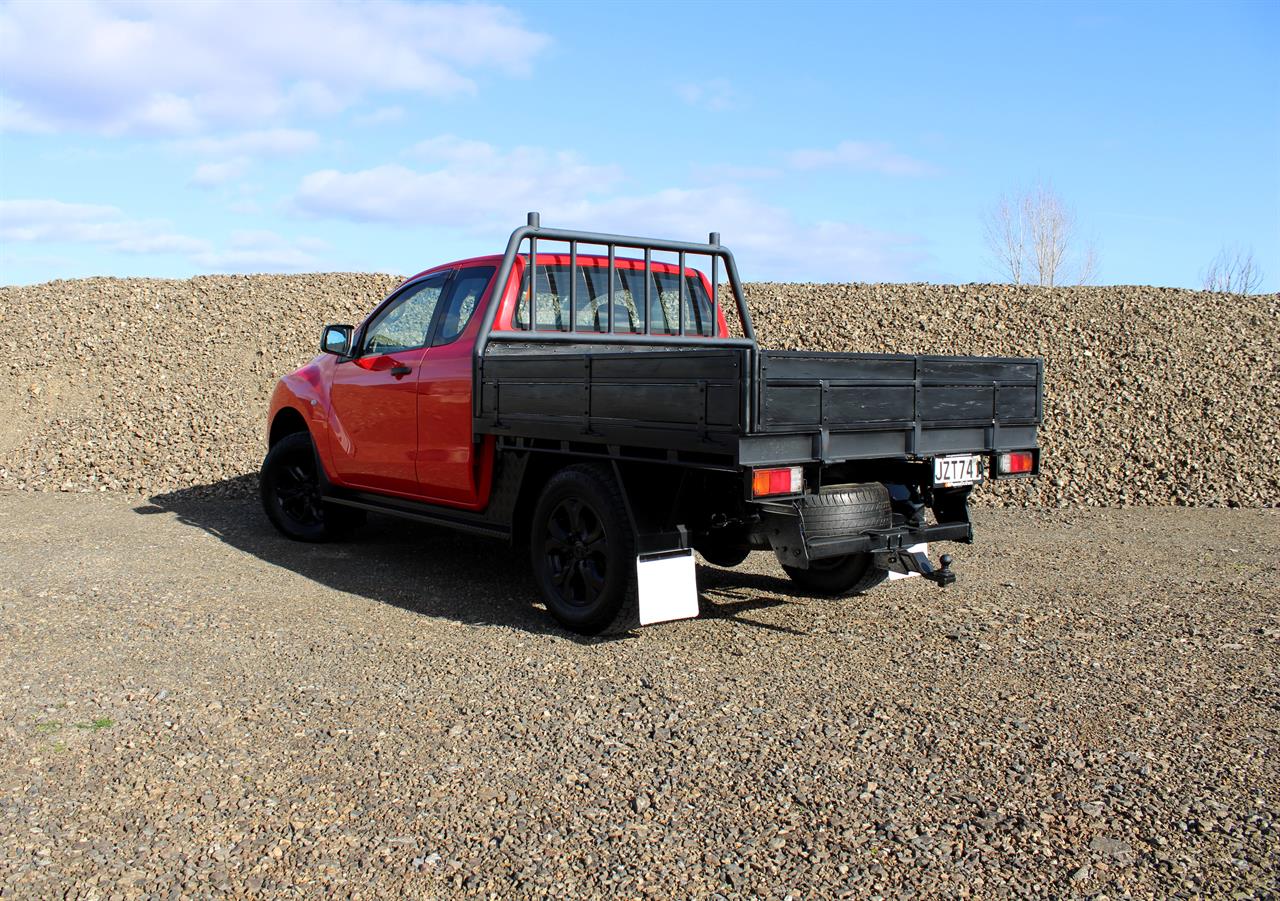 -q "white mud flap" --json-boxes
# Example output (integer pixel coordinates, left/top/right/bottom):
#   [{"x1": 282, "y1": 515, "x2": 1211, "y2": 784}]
[
  {"x1": 636, "y1": 550, "x2": 699, "y2": 626},
  {"x1": 887, "y1": 543, "x2": 927, "y2": 580}
]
